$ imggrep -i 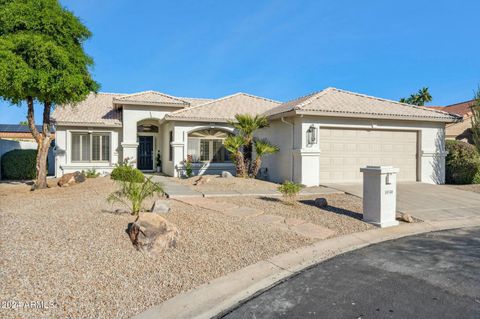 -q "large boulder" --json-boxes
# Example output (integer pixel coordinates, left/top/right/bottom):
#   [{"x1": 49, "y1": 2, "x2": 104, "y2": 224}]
[
  {"x1": 127, "y1": 213, "x2": 179, "y2": 254},
  {"x1": 221, "y1": 171, "x2": 233, "y2": 178},
  {"x1": 151, "y1": 199, "x2": 170, "y2": 214},
  {"x1": 314, "y1": 197, "x2": 328, "y2": 208},
  {"x1": 58, "y1": 171, "x2": 86, "y2": 187}
]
